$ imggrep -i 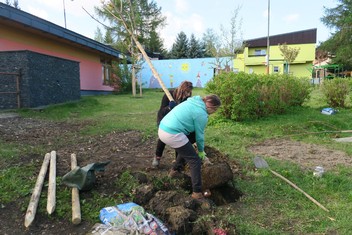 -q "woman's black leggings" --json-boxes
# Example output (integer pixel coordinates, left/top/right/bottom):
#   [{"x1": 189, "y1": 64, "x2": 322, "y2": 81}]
[{"x1": 174, "y1": 141, "x2": 202, "y2": 193}]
